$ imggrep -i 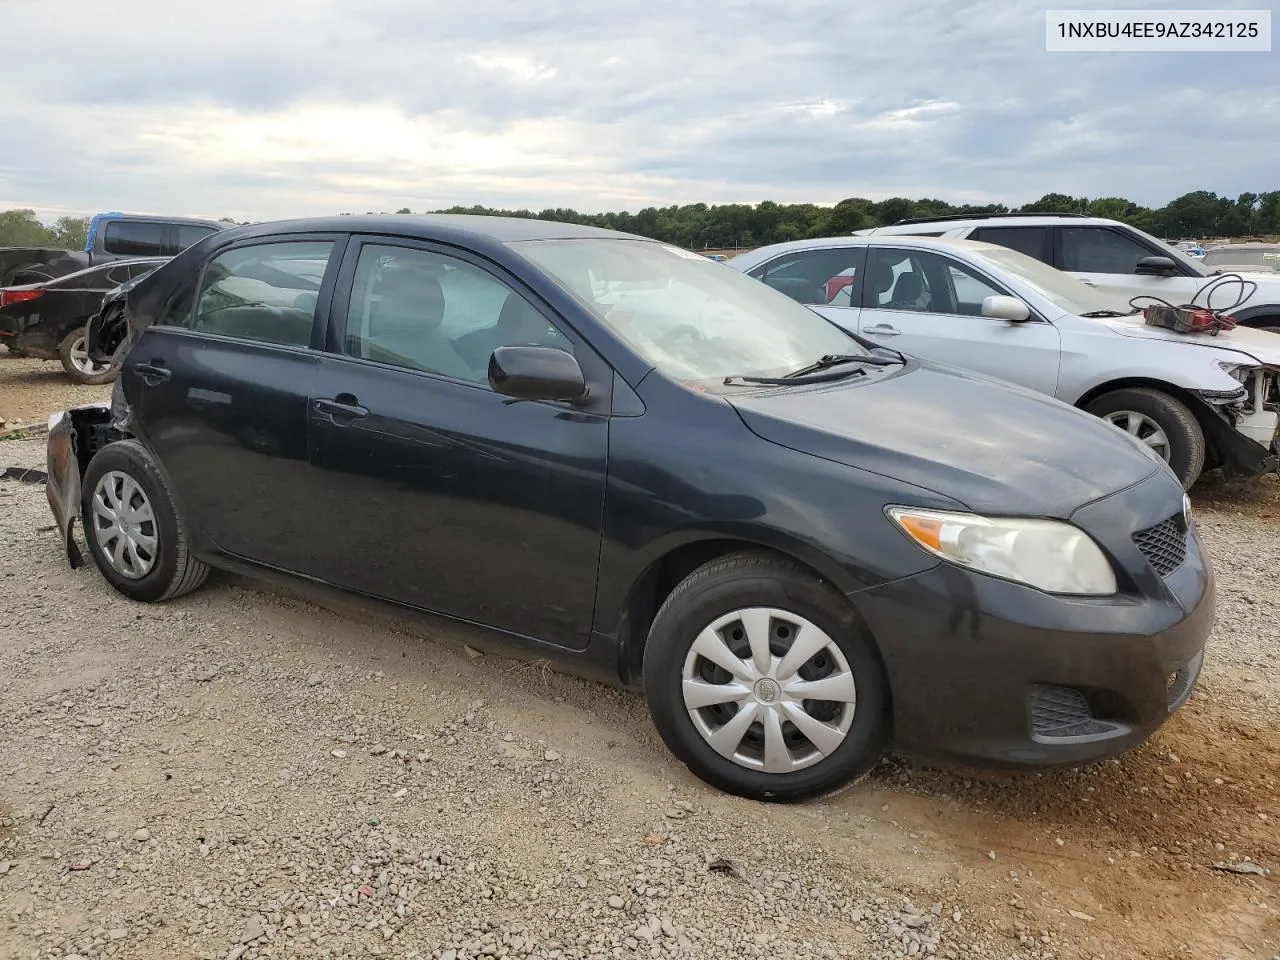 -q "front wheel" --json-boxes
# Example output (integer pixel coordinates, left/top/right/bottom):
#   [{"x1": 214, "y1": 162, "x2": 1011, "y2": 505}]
[
  {"x1": 59, "y1": 328, "x2": 118, "y2": 385},
  {"x1": 1086, "y1": 387, "x2": 1205, "y2": 490},
  {"x1": 643, "y1": 552, "x2": 889, "y2": 802}
]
